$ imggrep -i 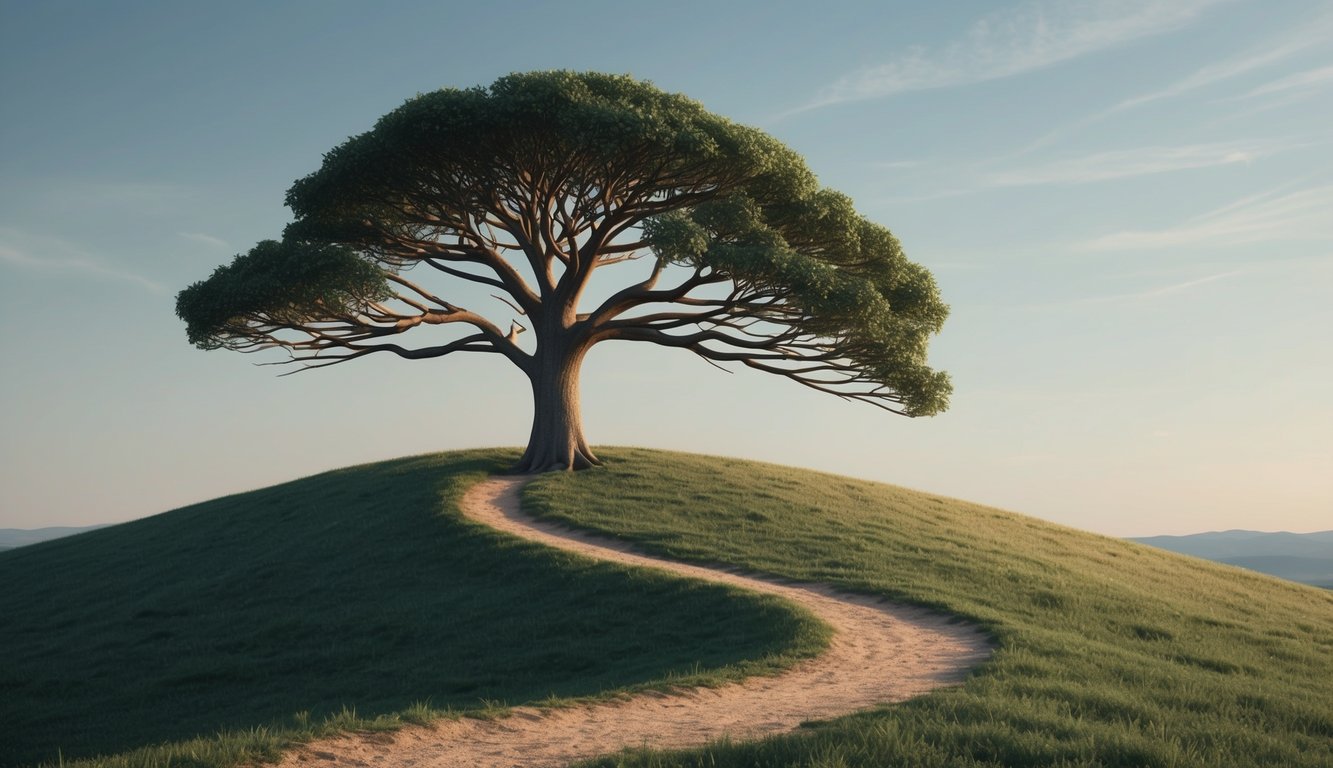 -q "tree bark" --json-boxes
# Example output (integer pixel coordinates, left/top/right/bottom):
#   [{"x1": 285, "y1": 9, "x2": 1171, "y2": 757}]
[{"x1": 513, "y1": 337, "x2": 600, "y2": 473}]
